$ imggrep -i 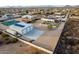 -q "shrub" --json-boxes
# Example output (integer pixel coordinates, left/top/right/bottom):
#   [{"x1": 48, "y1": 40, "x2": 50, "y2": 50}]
[
  {"x1": 0, "y1": 33, "x2": 18, "y2": 44},
  {"x1": 10, "y1": 38, "x2": 18, "y2": 43},
  {"x1": 0, "y1": 31, "x2": 2, "y2": 34},
  {"x1": 1, "y1": 33, "x2": 9, "y2": 37},
  {"x1": 4, "y1": 37, "x2": 9, "y2": 40},
  {"x1": 47, "y1": 25, "x2": 52, "y2": 30}
]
